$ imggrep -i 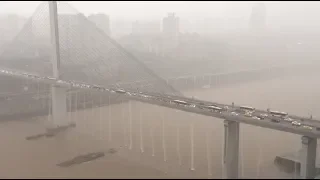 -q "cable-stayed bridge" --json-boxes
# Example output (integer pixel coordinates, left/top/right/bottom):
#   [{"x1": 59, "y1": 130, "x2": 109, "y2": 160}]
[{"x1": 0, "y1": 1, "x2": 320, "y2": 179}]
